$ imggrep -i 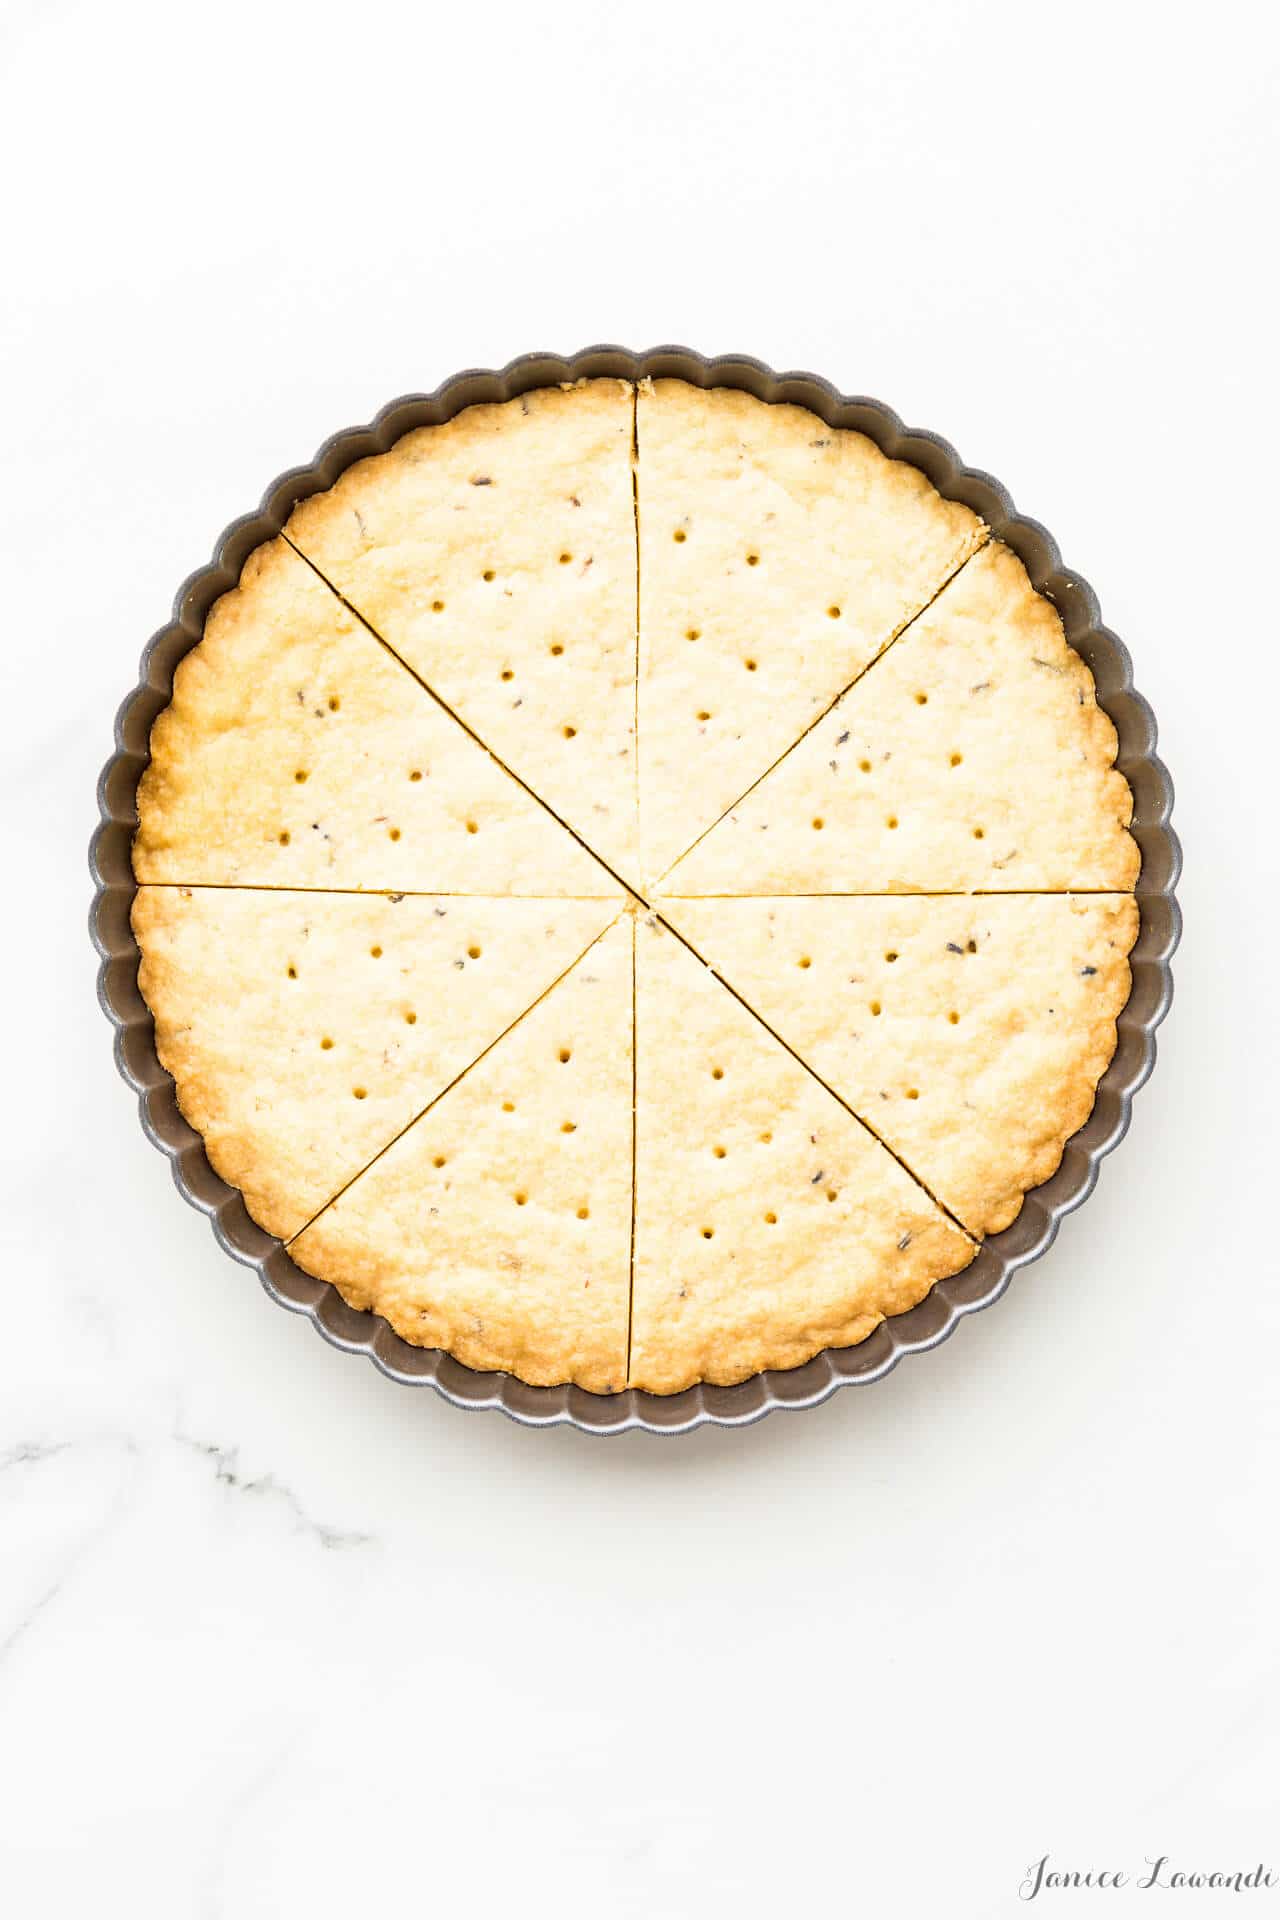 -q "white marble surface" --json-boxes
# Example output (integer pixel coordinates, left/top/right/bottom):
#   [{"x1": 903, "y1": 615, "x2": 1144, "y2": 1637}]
[{"x1": 3, "y1": 1, "x2": 1278, "y2": 1912}]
